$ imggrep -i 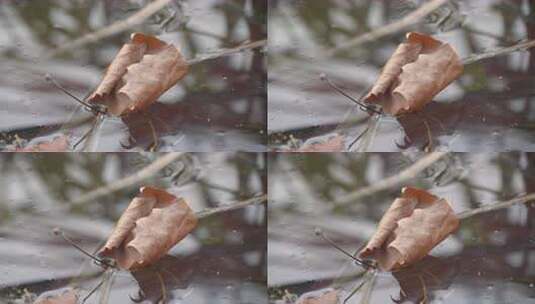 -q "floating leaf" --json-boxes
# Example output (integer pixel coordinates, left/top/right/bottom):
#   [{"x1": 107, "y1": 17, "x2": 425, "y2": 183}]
[
  {"x1": 99, "y1": 186, "x2": 198, "y2": 270},
  {"x1": 34, "y1": 288, "x2": 78, "y2": 304},
  {"x1": 87, "y1": 33, "x2": 188, "y2": 116},
  {"x1": 364, "y1": 32, "x2": 463, "y2": 116},
  {"x1": 290, "y1": 134, "x2": 345, "y2": 152},
  {"x1": 296, "y1": 288, "x2": 339, "y2": 304},
  {"x1": 358, "y1": 187, "x2": 459, "y2": 271},
  {"x1": 14, "y1": 135, "x2": 69, "y2": 152}
]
